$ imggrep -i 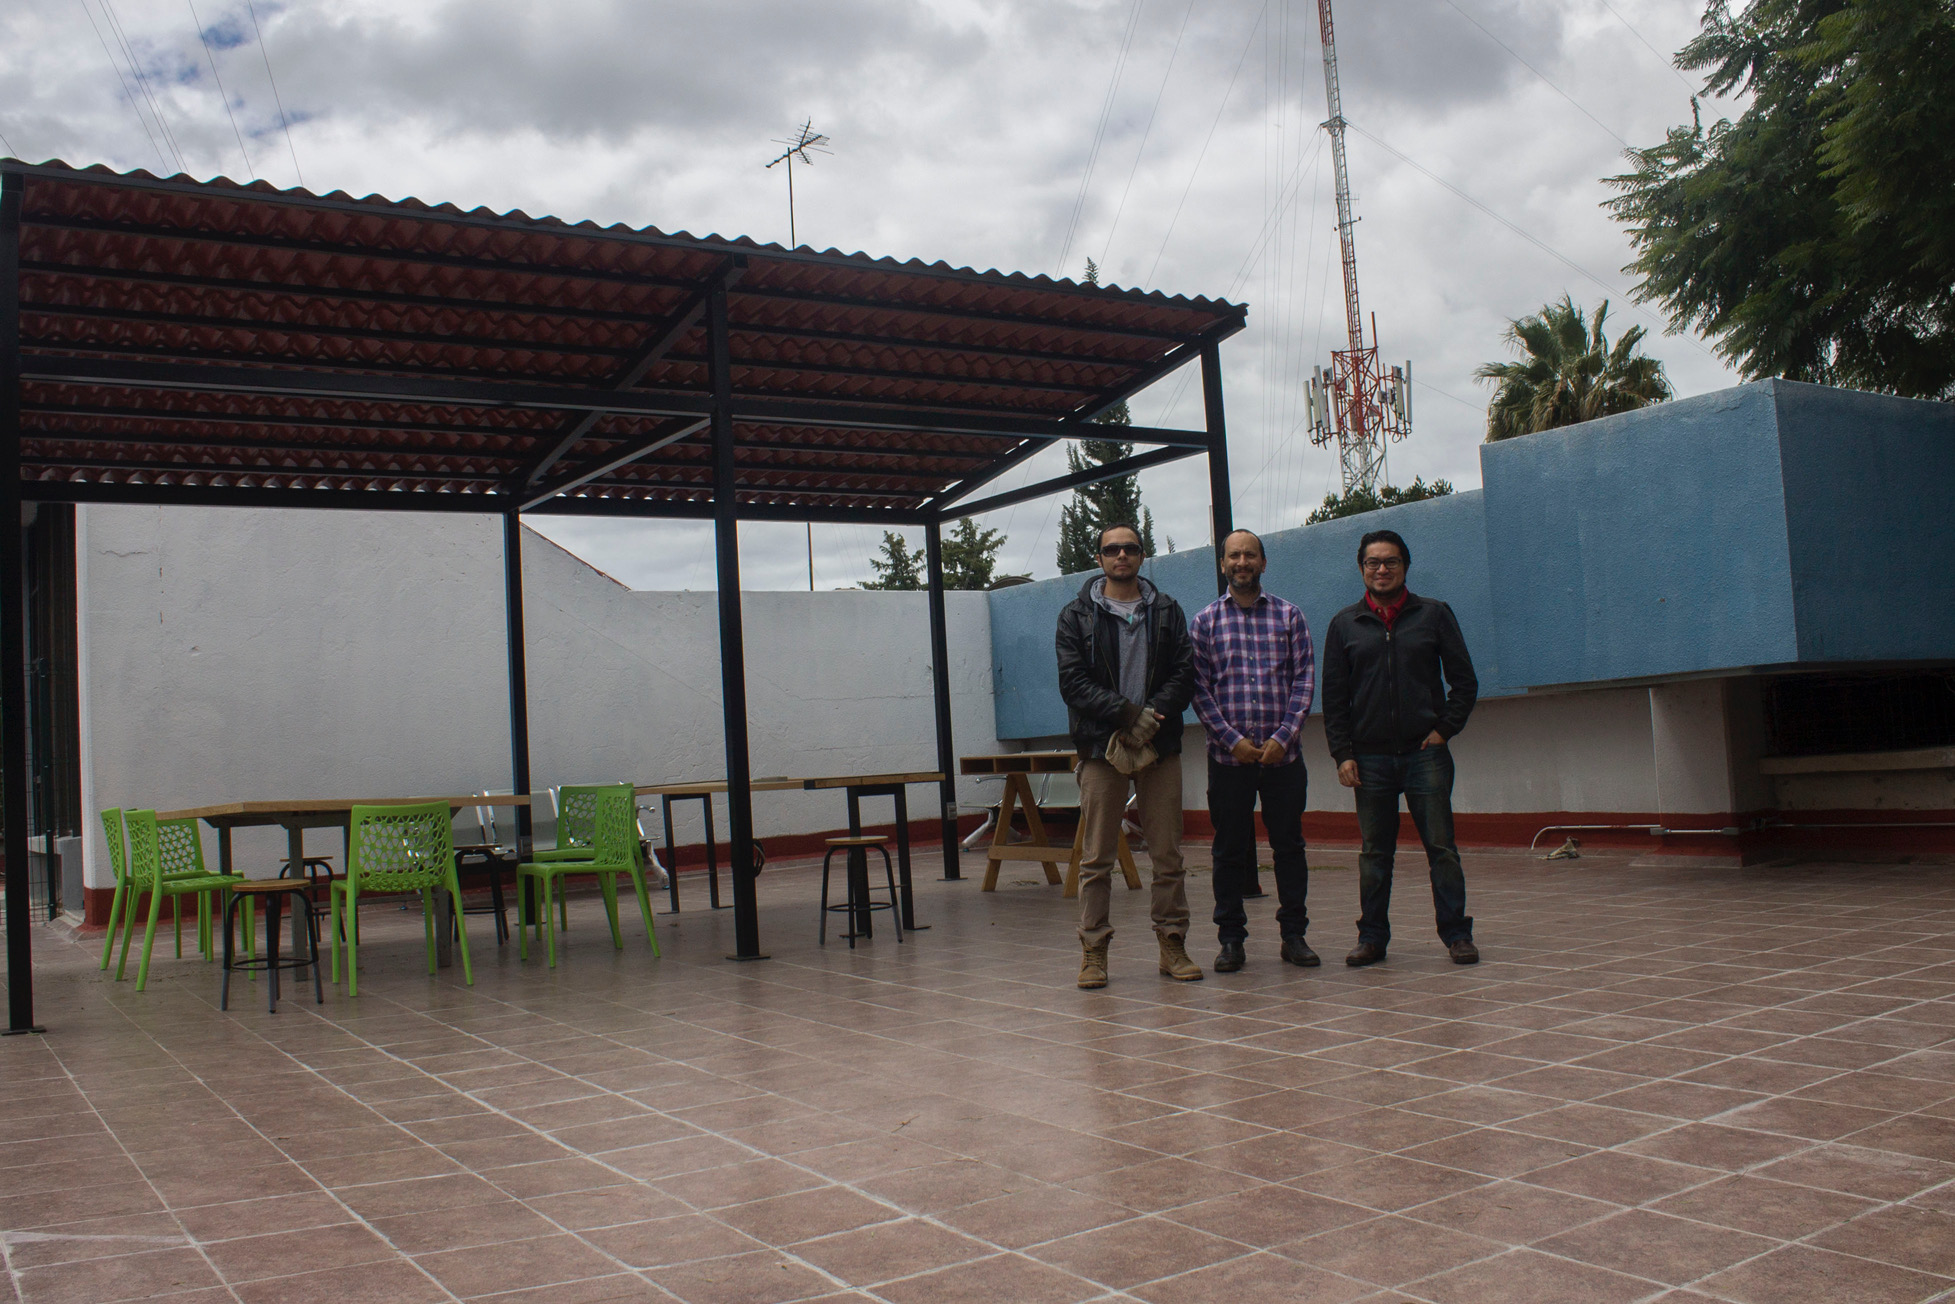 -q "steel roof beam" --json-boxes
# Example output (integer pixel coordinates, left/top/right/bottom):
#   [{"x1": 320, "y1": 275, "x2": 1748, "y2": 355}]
[
  {"x1": 520, "y1": 256, "x2": 744, "y2": 489},
  {"x1": 22, "y1": 357, "x2": 1208, "y2": 445},
  {"x1": 519, "y1": 416, "x2": 709, "y2": 510},
  {"x1": 932, "y1": 444, "x2": 1202, "y2": 521}
]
